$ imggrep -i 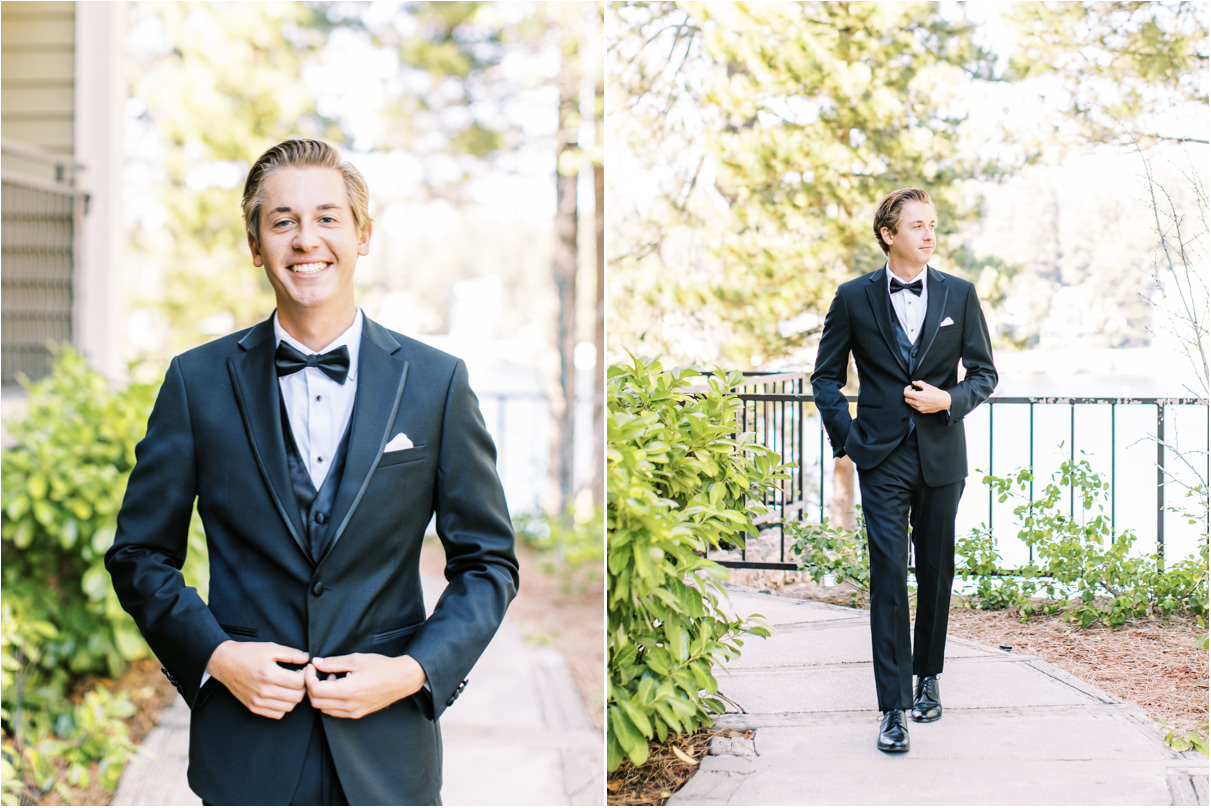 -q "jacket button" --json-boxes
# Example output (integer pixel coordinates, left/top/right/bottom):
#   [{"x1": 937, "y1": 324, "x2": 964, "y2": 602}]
[{"x1": 311, "y1": 580, "x2": 324, "y2": 597}]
